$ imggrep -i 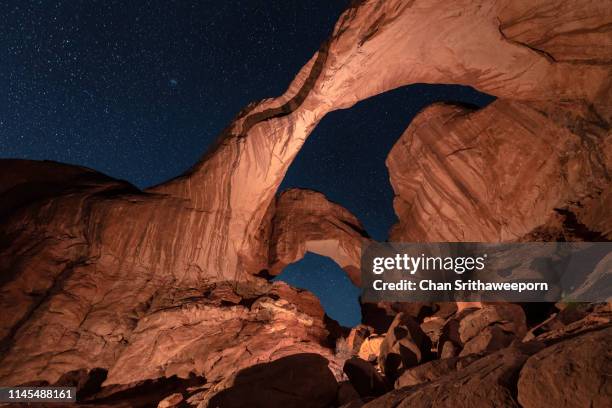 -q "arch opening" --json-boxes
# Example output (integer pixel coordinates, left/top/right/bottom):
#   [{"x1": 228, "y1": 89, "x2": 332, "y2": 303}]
[
  {"x1": 274, "y1": 252, "x2": 361, "y2": 327},
  {"x1": 275, "y1": 84, "x2": 494, "y2": 326},
  {"x1": 280, "y1": 83, "x2": 495, "y2": 241}
]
